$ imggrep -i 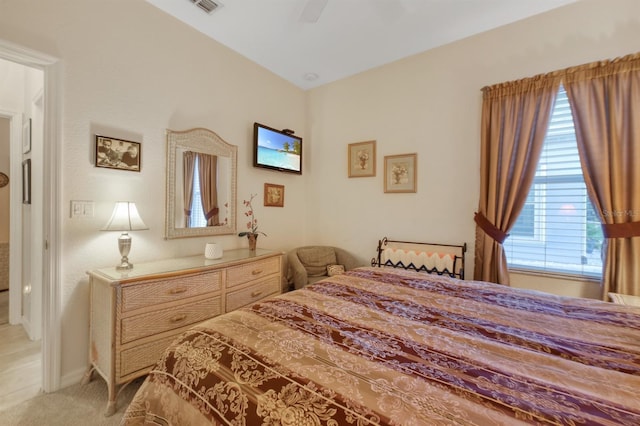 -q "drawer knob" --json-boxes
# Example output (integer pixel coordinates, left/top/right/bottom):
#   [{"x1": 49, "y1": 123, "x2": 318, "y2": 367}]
[
  {"x1": 169, "y1": 287, "x2": 188, "y2": 295},
  {"x1": 251, "y1": 290, "x2": 263, "y2": 298},
  {"x1": 170, "y1": 314, "x2": 187, "y2": 323},
  {"x1": 251, "y1": 269, "x2": 263, "y2": 276}
]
